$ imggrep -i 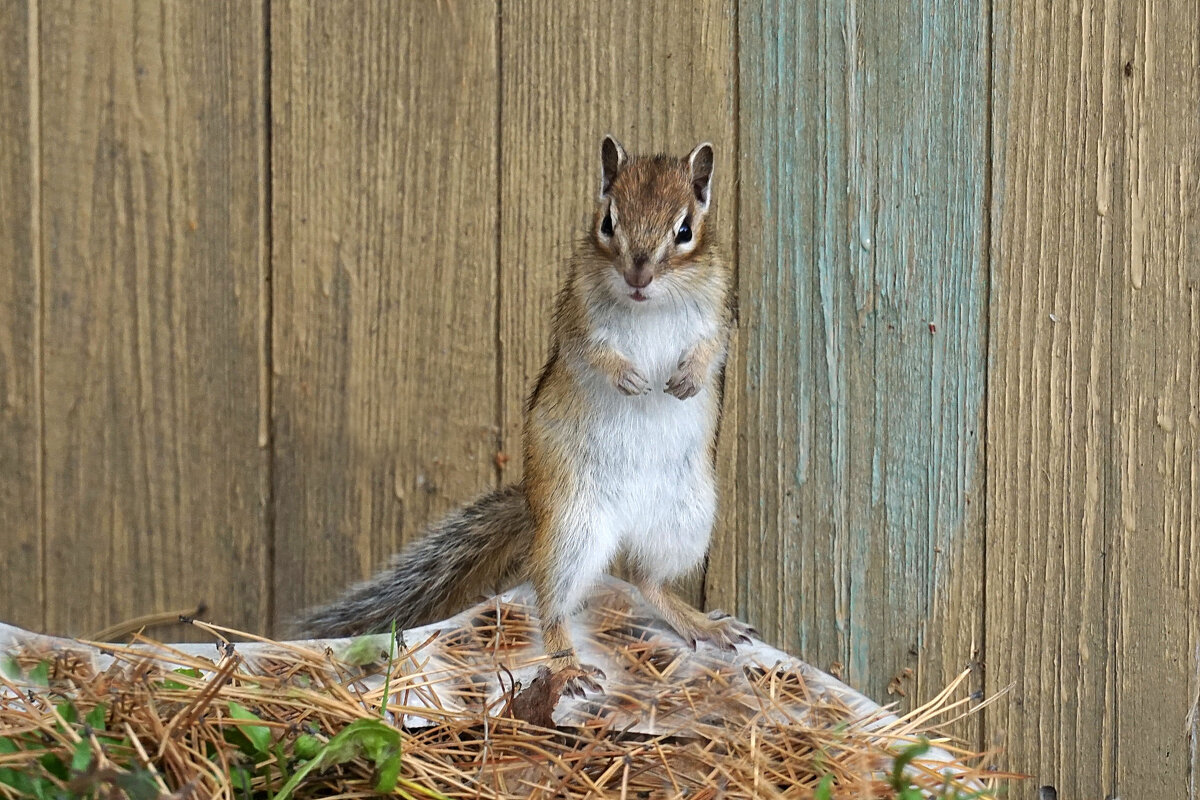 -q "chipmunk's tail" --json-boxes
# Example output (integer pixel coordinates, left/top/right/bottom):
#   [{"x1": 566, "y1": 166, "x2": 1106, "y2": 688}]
[{"x1": 292, "y1": 484, "x2": 533, "y2": 638}]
